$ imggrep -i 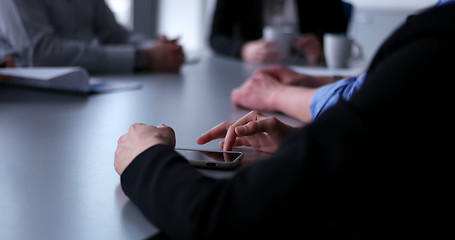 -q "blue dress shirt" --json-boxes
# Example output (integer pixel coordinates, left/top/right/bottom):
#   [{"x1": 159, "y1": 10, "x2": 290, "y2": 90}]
[{"x1": 309, "y1": 72, "x2": 366, "y2": 120}]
